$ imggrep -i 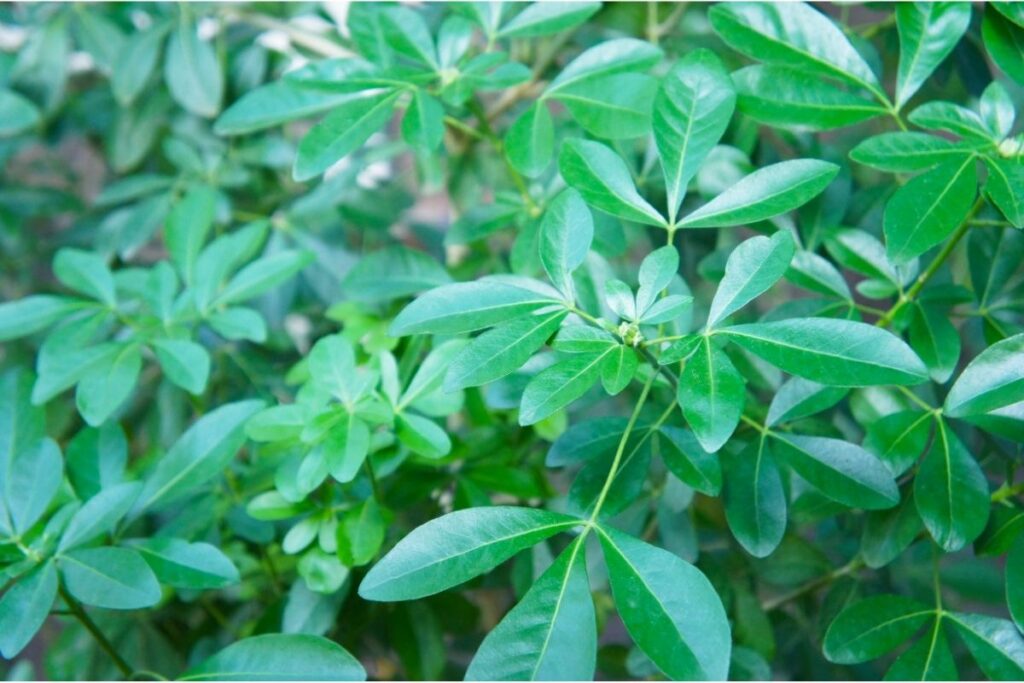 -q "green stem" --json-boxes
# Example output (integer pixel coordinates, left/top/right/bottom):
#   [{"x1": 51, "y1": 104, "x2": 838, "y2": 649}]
[
  {"x1": 763, "y1": 557, "x2": 864, "y2": 611},
  {"x1": 59, "y1": 585, "x2": 135, "y2": 679}
]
